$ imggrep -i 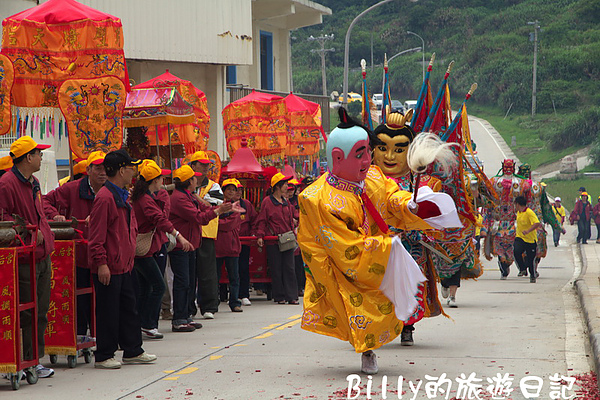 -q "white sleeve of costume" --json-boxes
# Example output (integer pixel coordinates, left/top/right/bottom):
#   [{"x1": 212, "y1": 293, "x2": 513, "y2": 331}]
[
  {"x1": 379, "y1": 236, "x2": 427, "y2": 322},
  {"x1": 204, "y1": 182, "x2": 224, "y2": 205},
  {"x1": 408, "y1": 186, "x2": 463, "y2": 229}
]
